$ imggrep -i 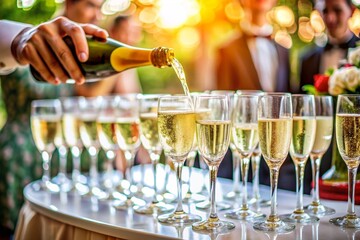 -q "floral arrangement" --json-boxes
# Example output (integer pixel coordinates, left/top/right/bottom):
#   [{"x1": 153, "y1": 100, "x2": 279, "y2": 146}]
[{"x1": 303, "y1": 47, "x2": 360, "y2": 95}]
